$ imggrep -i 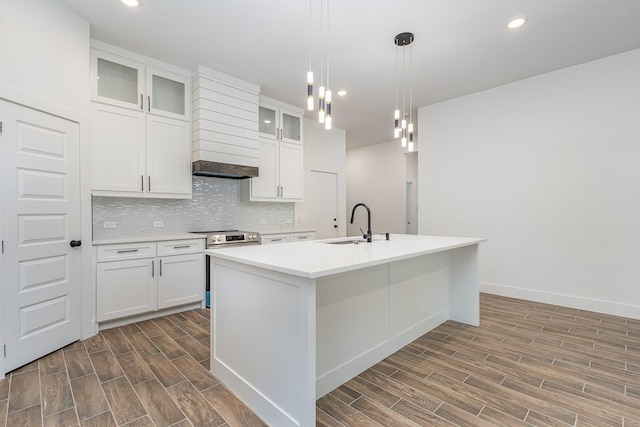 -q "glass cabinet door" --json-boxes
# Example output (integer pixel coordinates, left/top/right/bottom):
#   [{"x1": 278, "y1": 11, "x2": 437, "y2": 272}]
[
  {"x1": 91, "y1": 50, "x2": 144, "y2": 110},
  {"x1": 281, "y1": 111, "x2": 301, "y2": 143},
  {"x1": 259, "y1": 105, "x2": 278, "y2": 139},
  {"x1": 148, "y1": 69, "x2": 189, "y2": 120}
]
